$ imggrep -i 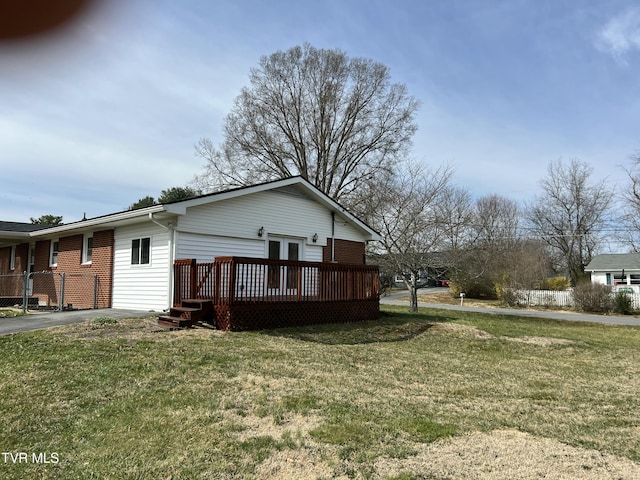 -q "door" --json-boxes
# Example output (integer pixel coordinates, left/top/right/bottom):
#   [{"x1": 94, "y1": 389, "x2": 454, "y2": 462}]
[{"x1": 267, "y1": 238, "x2": 302, "y2": 293}]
